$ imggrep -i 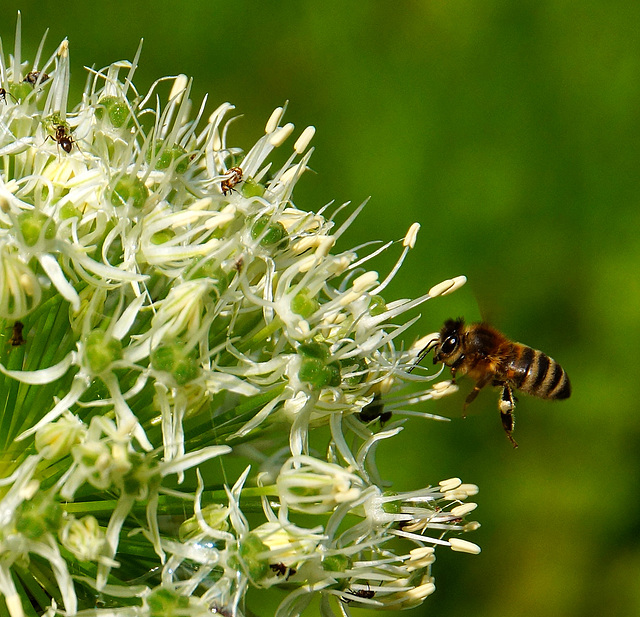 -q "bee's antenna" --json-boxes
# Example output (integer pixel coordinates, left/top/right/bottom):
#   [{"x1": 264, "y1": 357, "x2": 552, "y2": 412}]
[{"x1": 407, "y1": 337, "x2": 439, "y2": 374}]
